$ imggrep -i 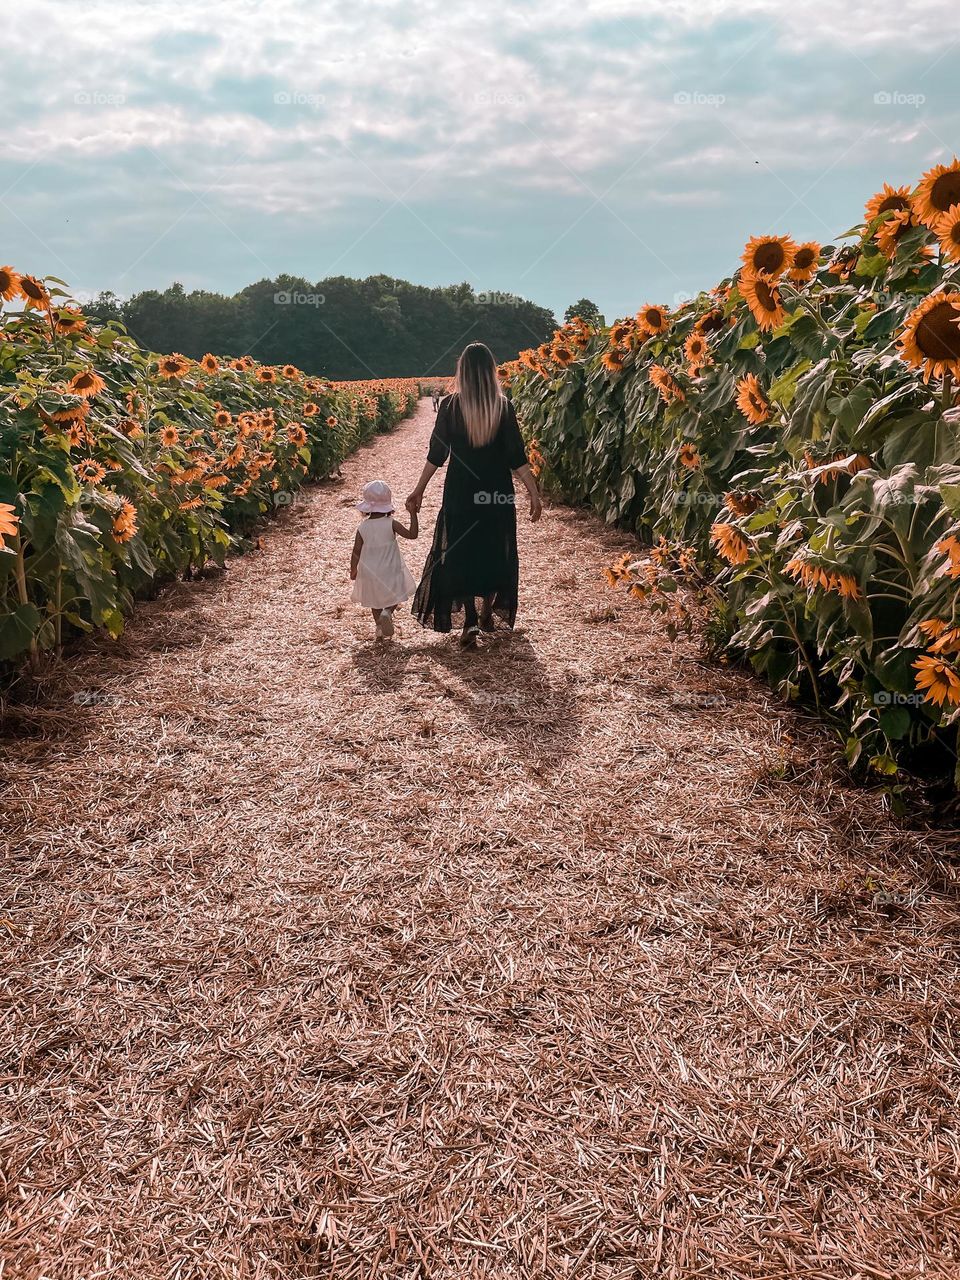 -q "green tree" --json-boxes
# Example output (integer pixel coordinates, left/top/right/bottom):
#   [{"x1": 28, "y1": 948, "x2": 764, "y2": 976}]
[{"x1": 563, "y1": 298, "x2": 604, "y2": 327}]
